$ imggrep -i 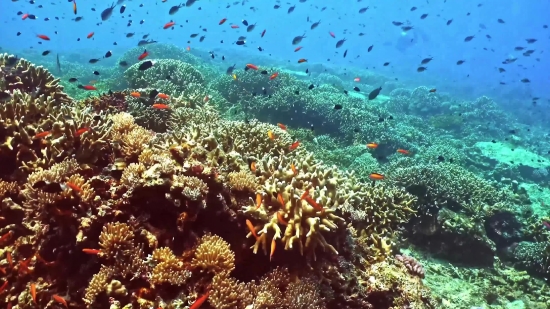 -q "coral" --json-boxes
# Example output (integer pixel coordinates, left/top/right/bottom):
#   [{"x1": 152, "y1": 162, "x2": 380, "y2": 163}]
[
  {"x1": 79, "y1": 91, "x2": 128, "y2": 113},
  {"x1": 227, "y1": 170, "x2": 259, "y2": 192},
  {"x1": 171, "y1": 175, "x2": 208, "y2": 201},
  {"x1": 0, "y1": 53, "x2": 71, "y2": 103},
  {"x1": 83, "y1": 265, "x2": 115, "y2": 305},
  {"x1": 209, "y1": 273, "x2": 253, "y2": 309},
  {"x1": 396, "y1": 254, "x2": 426, "y2": 278},
  {"x1": 149, "y1": 247, "x2": 191, "y2": 286},
  {"x1": 191, "y1": 234, "x2": 235, "y2": 274}
]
